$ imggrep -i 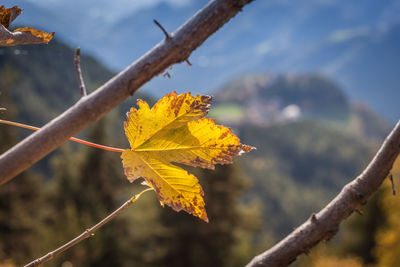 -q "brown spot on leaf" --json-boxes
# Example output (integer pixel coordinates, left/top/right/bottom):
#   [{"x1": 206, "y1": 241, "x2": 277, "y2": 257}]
[
  {"x1": 190, "y1": 156, "x2": 209, "y2": 168},
  {"x1": 171, "y1": 94, "x2": 185, "y2": 116},
  {"x1": 218, "y1": 130, "x2": 229, "y2": 140}
]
